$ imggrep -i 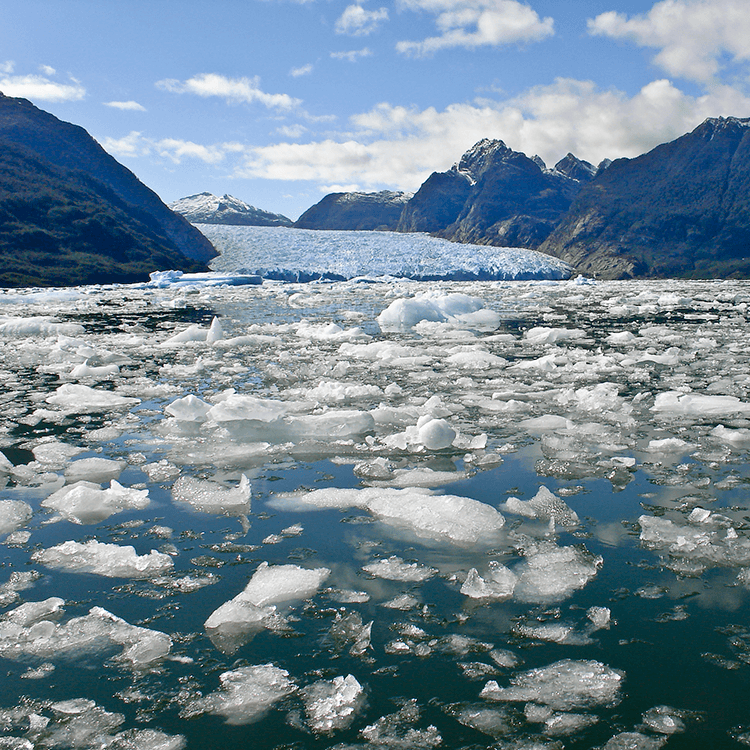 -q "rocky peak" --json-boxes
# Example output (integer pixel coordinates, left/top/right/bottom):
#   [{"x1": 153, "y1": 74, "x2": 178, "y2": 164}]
[
  {"x1": 456, "y1": 139, "x2": 516, "y2": 182},
  {"x1": 553, "y1": 153, "x2": 597, "y2": 182}
]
